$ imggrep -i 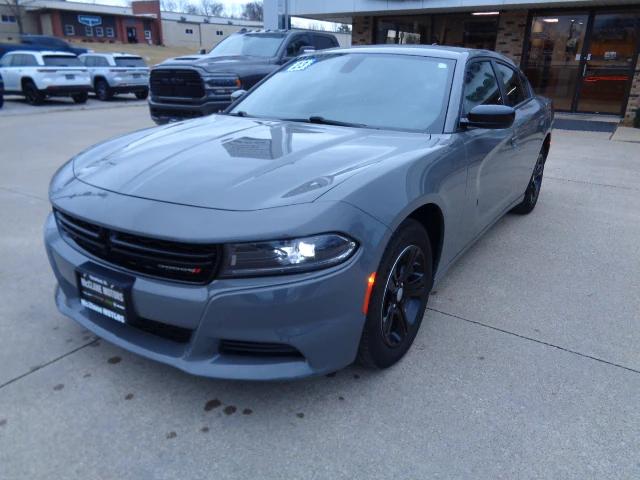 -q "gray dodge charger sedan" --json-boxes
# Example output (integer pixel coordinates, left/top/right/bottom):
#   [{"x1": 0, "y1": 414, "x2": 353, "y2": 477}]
[{"x1": 45, "y1": 46, "x2": 553, "y2": 380}]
